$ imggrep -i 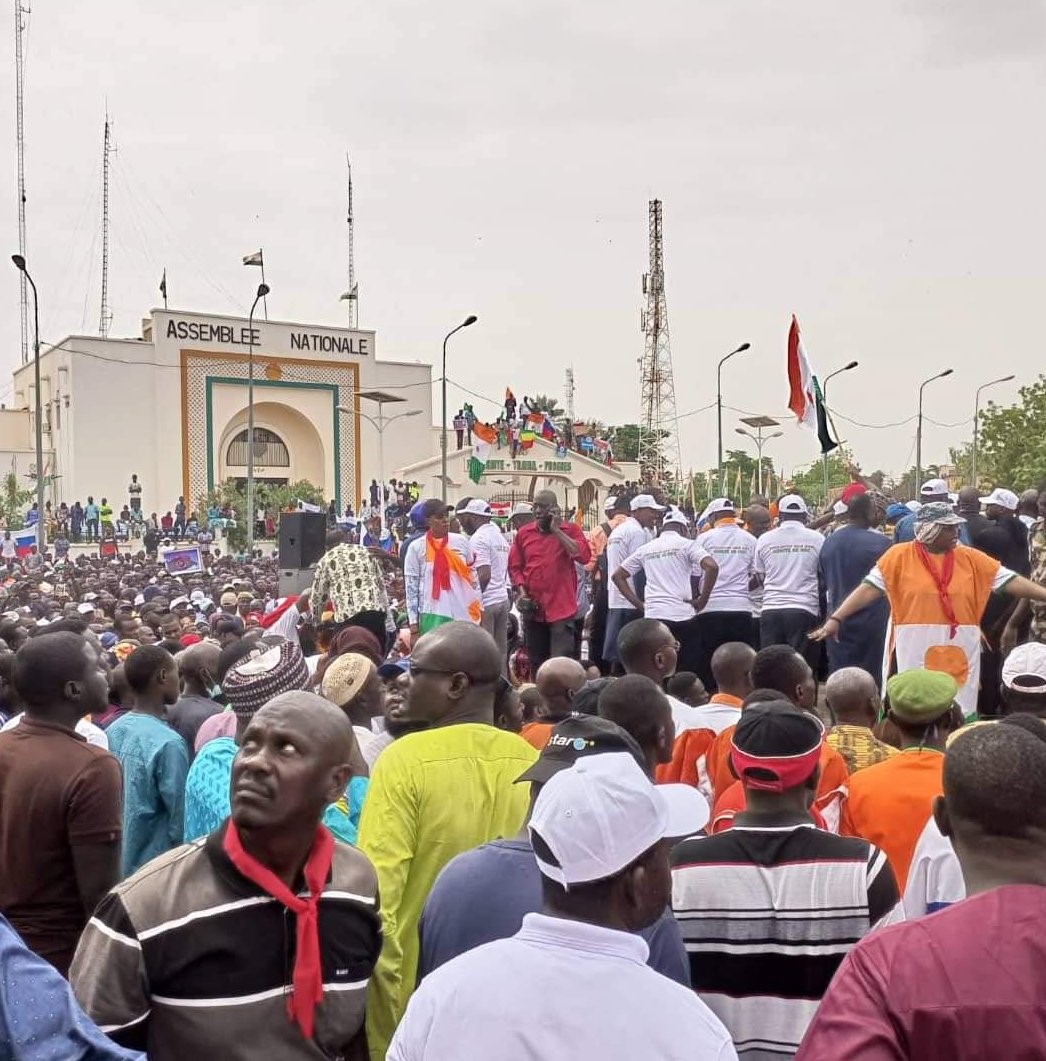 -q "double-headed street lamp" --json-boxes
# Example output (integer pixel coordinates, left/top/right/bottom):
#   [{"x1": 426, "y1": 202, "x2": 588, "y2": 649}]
[
  {"x1": 245, "y1": 282, "x2": 270, "y2": 559},
  {"x1": 337, "y1": 394, "x2": 421, "y2": 535},
  {"x1": 440, "y1": 315, "x2": 478, "y2": 503},
  {"x1": 972, "y1": 375, "x2": 1015, "y2": 485},
  {"x1": 916, "y1": 368, "x2": 954, "y2": 489},
  {"x1": 735, "y1": 417, "x2": 783, "y2": 498},
  {"x1": 11, "y1": 255, "x2": 44, "y2": 553}
]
